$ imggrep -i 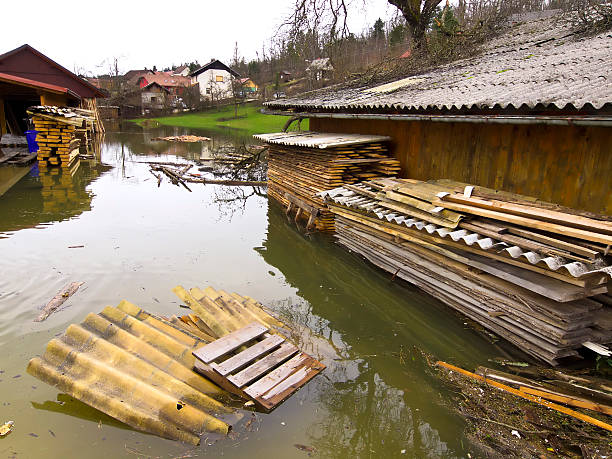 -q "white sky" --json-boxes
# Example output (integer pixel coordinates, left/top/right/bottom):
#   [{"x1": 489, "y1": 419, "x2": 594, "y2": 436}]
[{"x1": 0, "y1": 0, "x2": 395, "y2": 76}]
